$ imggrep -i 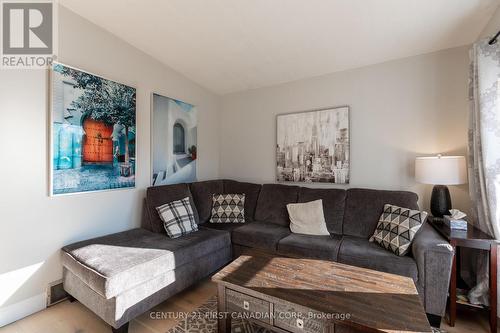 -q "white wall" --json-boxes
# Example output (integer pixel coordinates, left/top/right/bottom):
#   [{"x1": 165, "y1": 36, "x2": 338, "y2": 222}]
[
  {"x1": 220, "y1": 46, "x2": 472, "y2": 214},
  {"x1": 0, "y1": 5, "x2": 221, "y2": 325},
  {"x1": 480, "y1": 4, "x2": 500, "y2": 38}
]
